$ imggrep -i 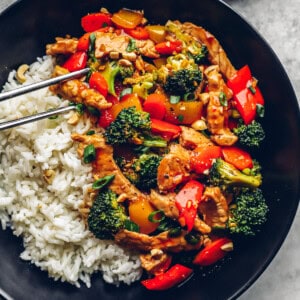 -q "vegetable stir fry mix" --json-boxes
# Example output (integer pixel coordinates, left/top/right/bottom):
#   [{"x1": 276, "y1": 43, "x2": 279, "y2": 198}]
[{"x1": 46, "y1": 7, "x2": 268, "y2": 290}]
